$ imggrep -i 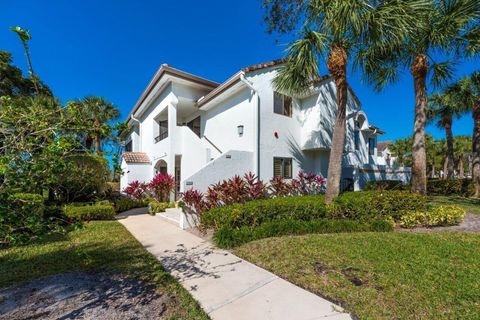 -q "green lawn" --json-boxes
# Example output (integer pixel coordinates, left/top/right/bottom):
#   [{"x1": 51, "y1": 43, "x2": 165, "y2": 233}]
[
  {"x1": 0, "y1": 221, "x2": 208, "y2": 320},
  {"x1": 235, "y1": 232, "x2": 480, "y2": 319},
  {"x1": 429, "y1": 195, "x2": 480, "y2": 214}
]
